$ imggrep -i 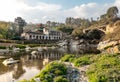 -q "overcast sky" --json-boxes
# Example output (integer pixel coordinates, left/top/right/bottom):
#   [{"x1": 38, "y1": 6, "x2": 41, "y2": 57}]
[{"x1": 0, "y1": 0, "x2": 120, "y2": 23}]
